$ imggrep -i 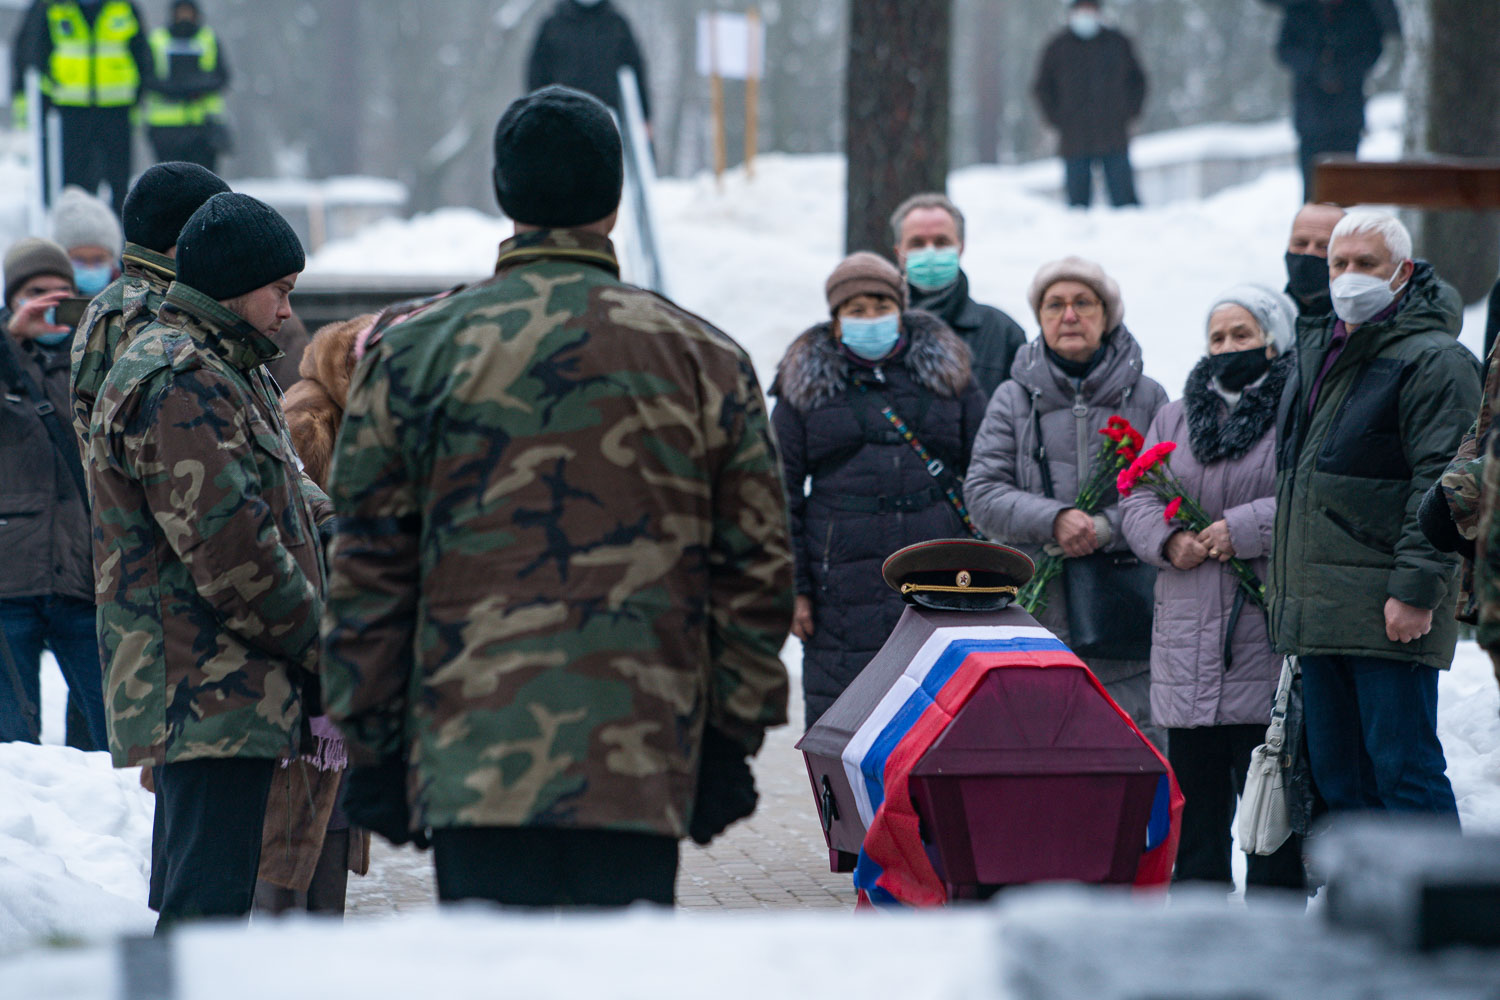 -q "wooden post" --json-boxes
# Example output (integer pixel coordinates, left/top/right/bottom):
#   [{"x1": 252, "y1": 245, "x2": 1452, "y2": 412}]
[
  {"x1": 709, "y1": 13, "x2": 727, "y2": 187},
  {"x1": 745, "y1": 7, "x2": 760, "y2": 181}
]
